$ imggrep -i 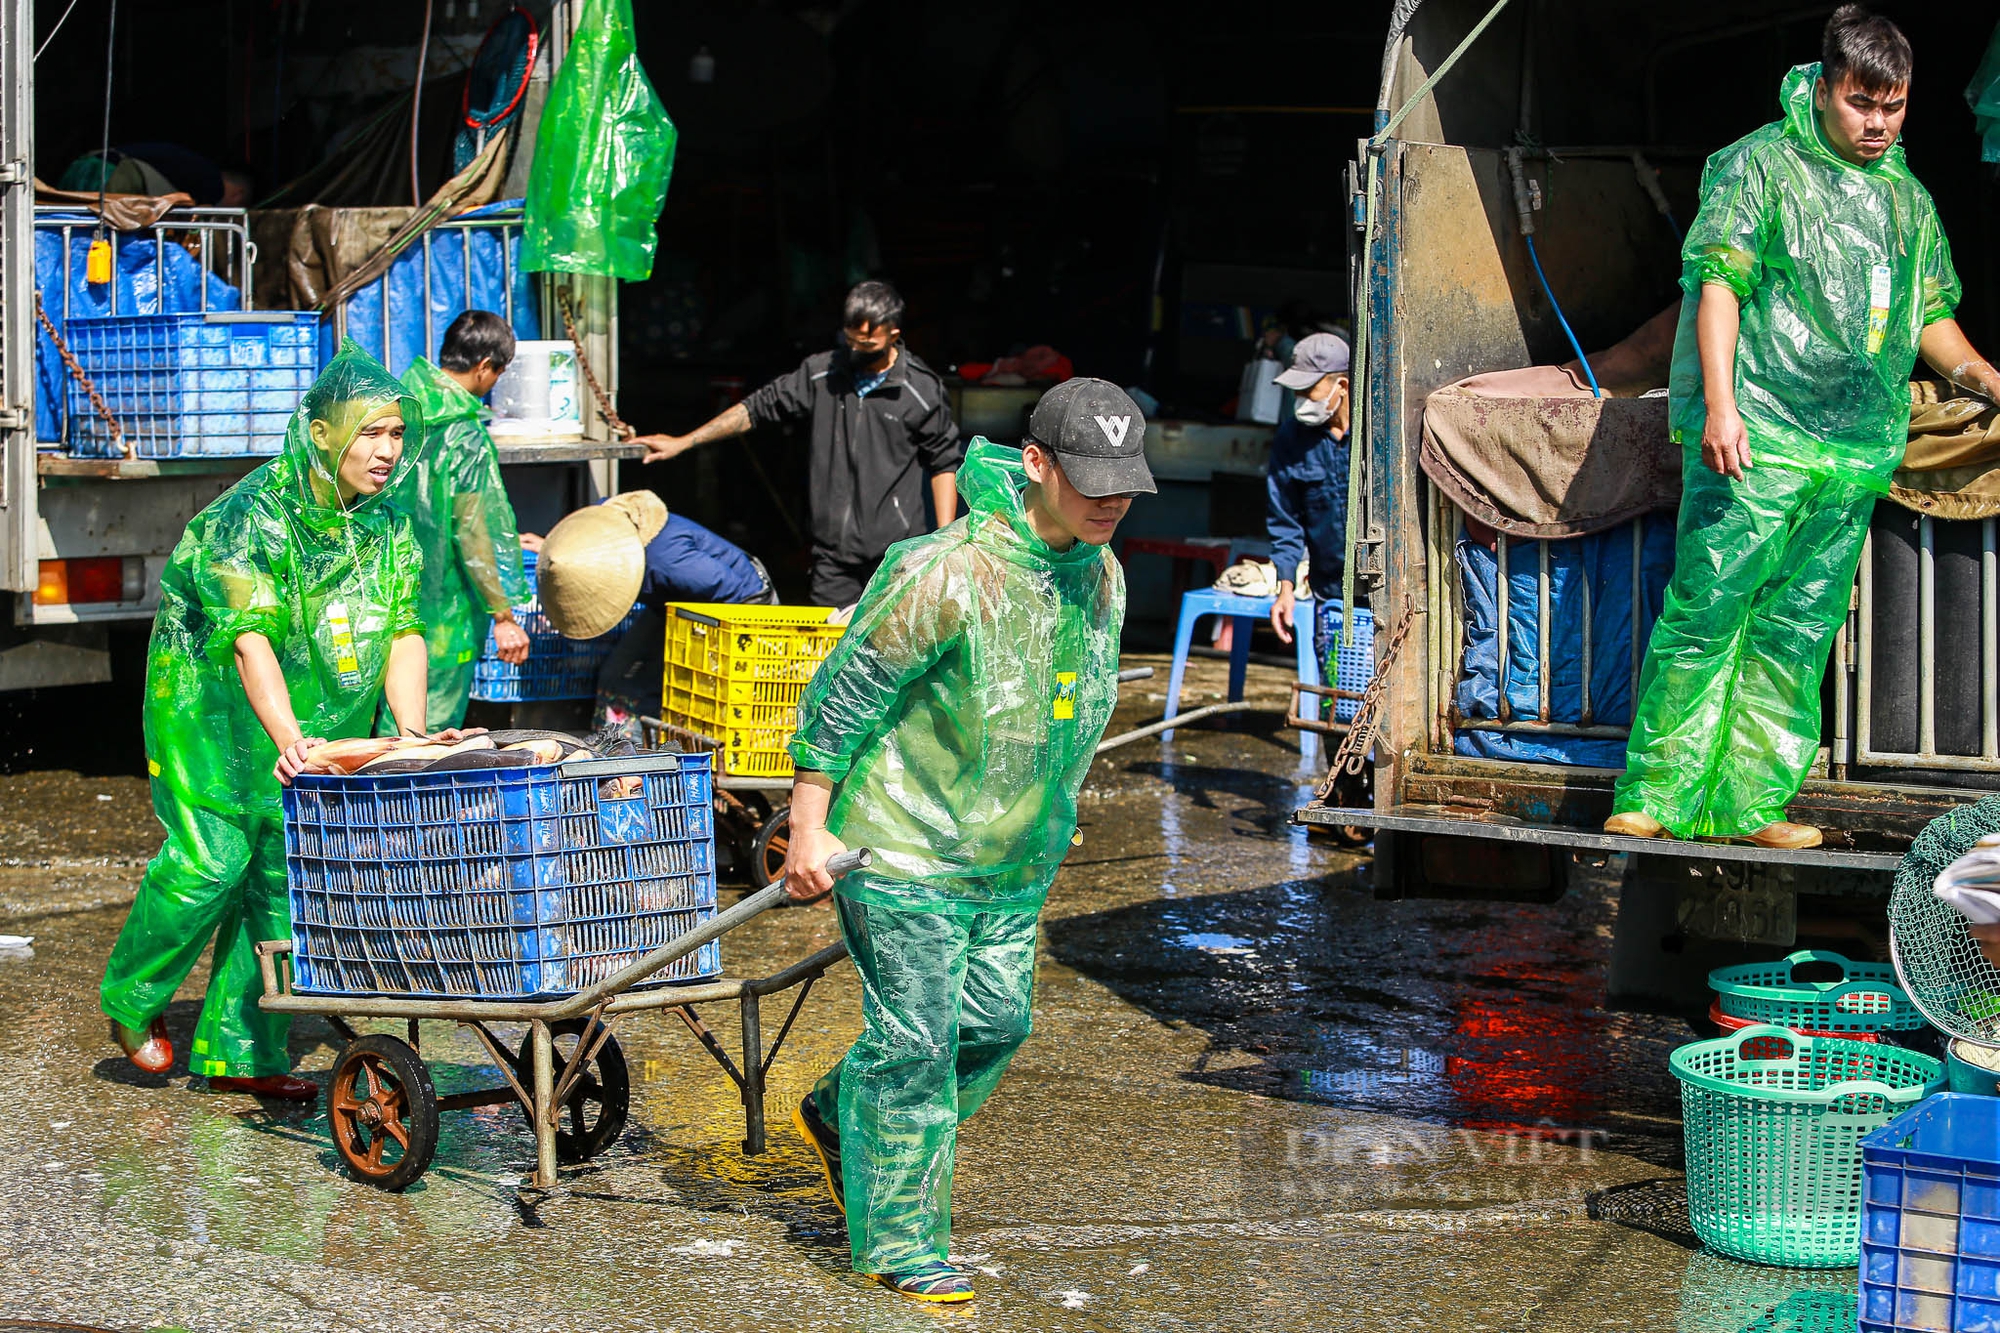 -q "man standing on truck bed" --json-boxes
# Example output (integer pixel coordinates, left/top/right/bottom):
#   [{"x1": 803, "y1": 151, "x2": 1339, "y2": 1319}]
[
  {"x1": 633, "y1": 280, "x2": 964, "y2": 607},
  {"x1": 1606, "y1": 5, "x2": 2000, "y2": 850}
]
